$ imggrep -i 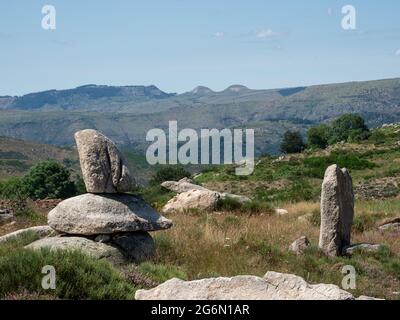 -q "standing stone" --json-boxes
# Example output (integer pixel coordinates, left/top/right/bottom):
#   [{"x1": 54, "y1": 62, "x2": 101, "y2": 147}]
[
  {"x1": 319, "y1": 165, "x2": 354, "y2": 257},
  {"x1": 75, "y1": 129, "x2": 136, "y2": 193}
]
